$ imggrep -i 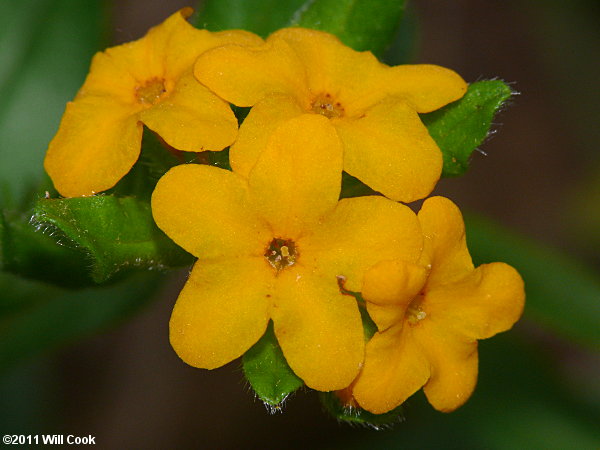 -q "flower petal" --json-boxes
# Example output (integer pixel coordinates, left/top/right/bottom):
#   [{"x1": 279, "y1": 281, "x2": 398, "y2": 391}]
[
  {"x1": 44, "y1": 97, "x2": 141, "y2": 197},
  {"x1": 299, "y1": 196, "x2": 423, "y2": 292},
  {"x1": 414, "y1": 321, "x2": 479, "y2": 412},
  {"x1": 362, "y1": 259, "x2": 429, "y2": 331},
  {"x1": 151, "y1": 164, "x2": 270, "y2": 259},
  {"x1": 271, "y1": 267, "x2": 364, "y2": 391},
  {"x1": 376, "y1": 64, "x2": 467, "y2": 113},
  {"x1": 170, "y1": 258, "x2": 273, "y2": 369},
  {"x1": 139, "y1": 72, "x2": 238, "y2": 151},
  {"x1": 271, "y1": 28, "x2": 466, "y2": 114},
  {"x1": 147, "y1": 11, "x2": 264, "y2": 81},
  {"x1": 248, "y1": 114, "x2": 343, "y2": 238},
  {"x1": 426, "y1": 263, "x2": 525, "y2": 340},
  {"x1": 418, "y1": 196, "x2": 474, "y2": 285},
  {"x1": 230, "y1": 94, "x2": 305, "y2": 177},
  {"x1": 81, "y1": 9, "x2": 198, "y2": 97},
  {"x1": 194, "y1": 37, "x2": 310, "y2": 107},
  {"x1": 352, "y1": 325, "x2": 430, "y2": 414},
  {"x1": 270, "y1": 28, "x2": 386, "y2": 114},
  {"x1": 335, "y1": 100, "x2": 442, "y2": 202}
]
